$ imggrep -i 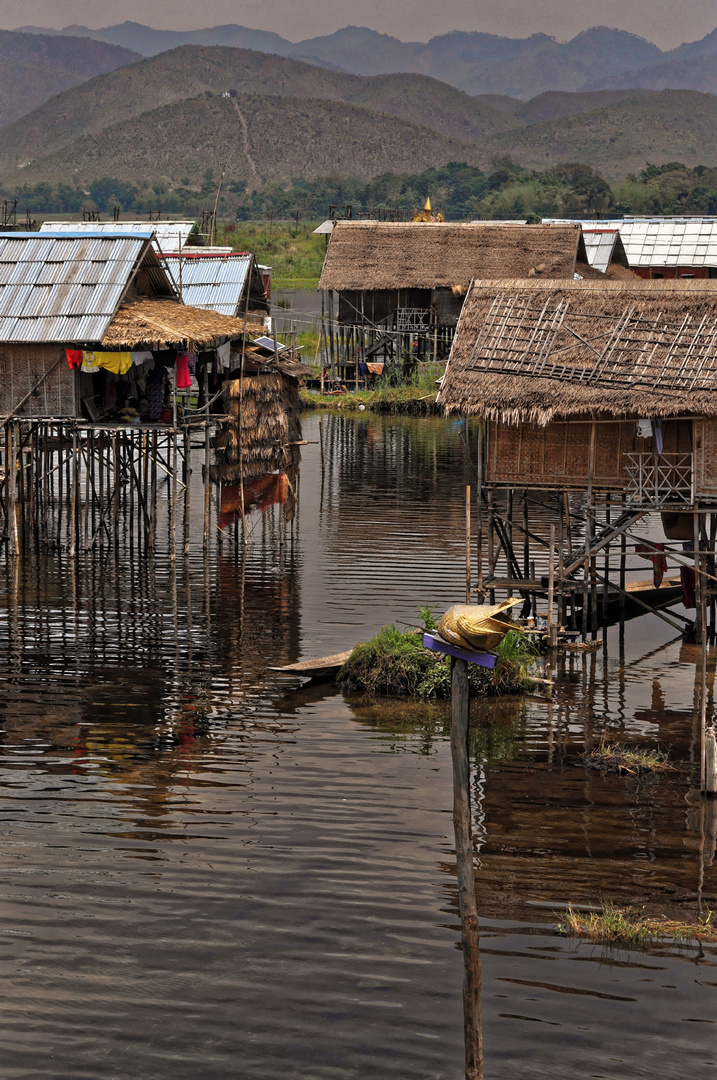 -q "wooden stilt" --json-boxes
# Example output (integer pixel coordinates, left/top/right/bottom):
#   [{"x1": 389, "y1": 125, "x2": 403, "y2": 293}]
[
  {"x1": 465, "y1": 484, "x2": 471, "y2": 604},
  {"x1": 450, "y1": 657, "x2": 482, "y2": 1080}
]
